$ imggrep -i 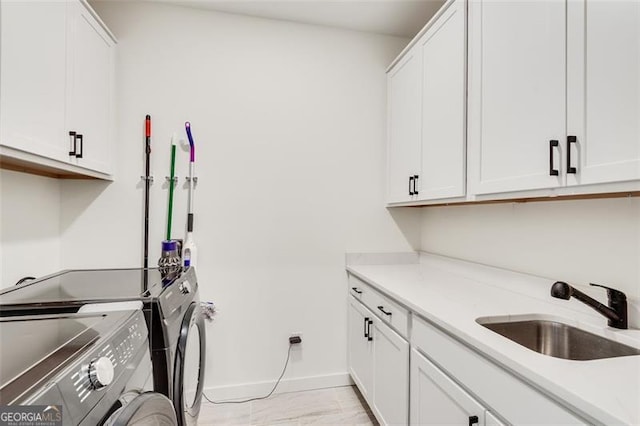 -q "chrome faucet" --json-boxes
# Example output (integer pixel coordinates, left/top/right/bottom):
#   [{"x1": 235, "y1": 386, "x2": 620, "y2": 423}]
[{"x1": 551, "y1": 281, "x2": 628, "y2": 329}]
